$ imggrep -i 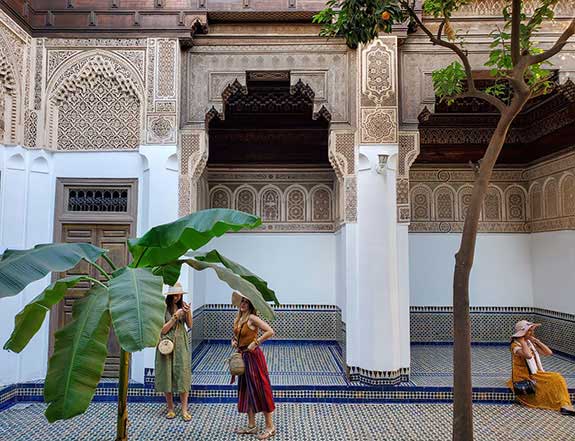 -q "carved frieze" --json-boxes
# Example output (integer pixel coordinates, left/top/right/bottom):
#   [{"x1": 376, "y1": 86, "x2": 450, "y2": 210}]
[{"x1": 360, "y1": 108, "x2": 397, "y2": 144}]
